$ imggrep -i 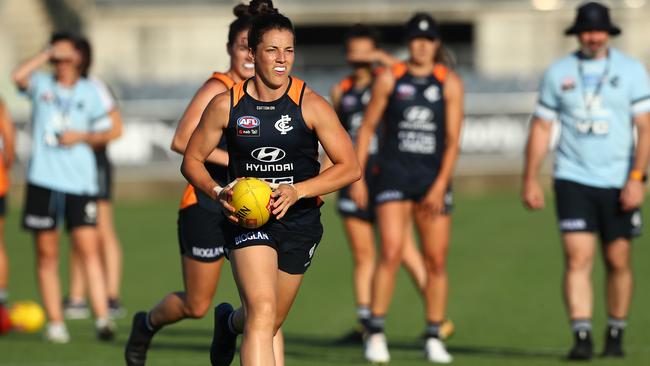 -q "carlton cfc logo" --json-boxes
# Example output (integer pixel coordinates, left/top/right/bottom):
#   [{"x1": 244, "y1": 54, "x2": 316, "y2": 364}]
[{"x1": 237, "y1": 116, "x2": 261, "y2": 128}]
